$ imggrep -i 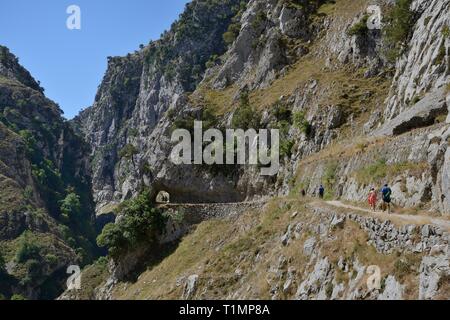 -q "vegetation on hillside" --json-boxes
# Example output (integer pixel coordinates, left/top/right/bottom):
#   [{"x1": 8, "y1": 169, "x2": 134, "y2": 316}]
[
  {"x1": 353, "y1": 159, "x2": 429, "y2": 185},
  {"x1": 383, "y1": 0, "x2": 415, "y2": 62},
  {"x1": 231, "y1": 90, "x2": 261, "y2": 130},
  {"x1": 347, "y1": 14, "x2": 369, "y2": 37},
  {"x1": 111, "y1": 197, "x2": 429, "y2": 300},
  {"x1": 0, "y1": 48, "x2": 98, "y2": 299},
  {"x1": 97, "y1": 190, "x2": 168, "y2": 258},
  {"x1": 144, "y1": 0, "x2": 249, "y2": 91}
]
